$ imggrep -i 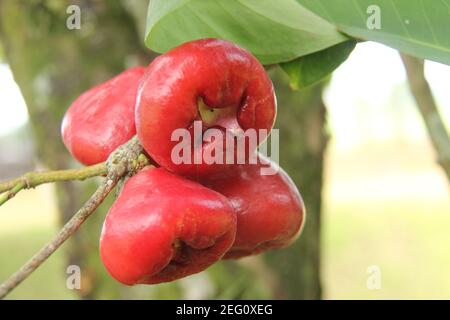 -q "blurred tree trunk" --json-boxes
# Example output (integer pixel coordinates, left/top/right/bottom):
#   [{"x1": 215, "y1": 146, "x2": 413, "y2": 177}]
[
  {"x1": 400, "y1": 54, "x2": 450, "y2": 182},
  {"x1": 0, "y1": 0, "x2": 151, "y2": 299},
  {"x1": 264, "y1": 70, "x2": 326, "y2": 299}
]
